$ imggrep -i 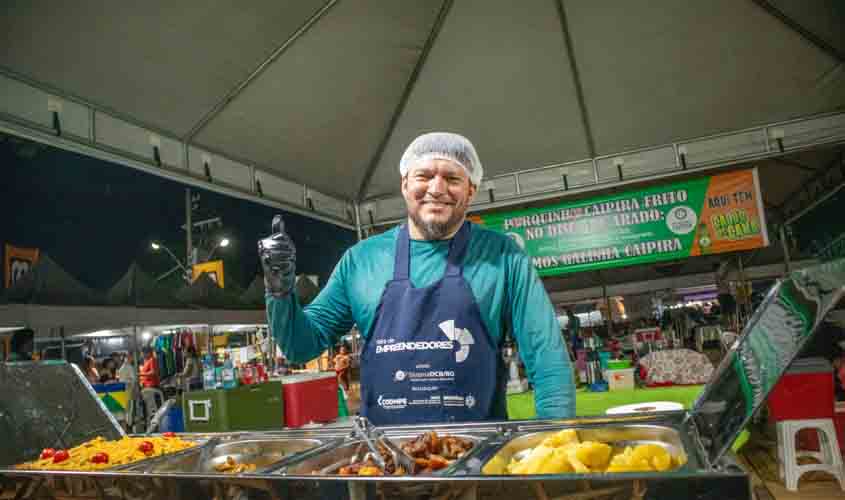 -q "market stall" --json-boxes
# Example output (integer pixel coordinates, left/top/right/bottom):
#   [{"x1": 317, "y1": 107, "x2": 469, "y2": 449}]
[{"x1": 2, "y1": 258, "x2": 843, "y2": 500}]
